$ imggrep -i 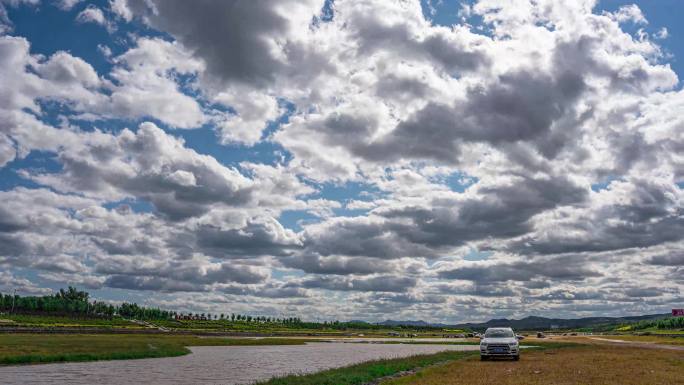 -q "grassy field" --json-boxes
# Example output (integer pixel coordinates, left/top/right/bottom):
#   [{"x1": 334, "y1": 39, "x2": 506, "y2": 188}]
[
  {"x1": 256, "y1": 350, "x2": 478, "y2": 385},
  {"x1": 0, "y1": 334, "x2": 309, "y2": 365},
  {"x1": 381, "y1": 344, "x2": 684, "y2": 385},
  {"x1": 0, "y1": 314, "x2": 440, "y2": 337},
  {"x1": 0, "y1": 314, "x2": 141, "y2": 328},
  {"x1": 4, "y1": 333, "x2": 674, "y2": 385},
  {"x1": 148, "y1": 318, "x2": 447, "y2": 337}
]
